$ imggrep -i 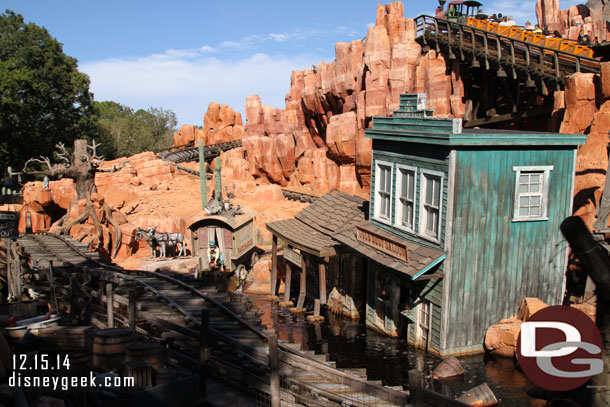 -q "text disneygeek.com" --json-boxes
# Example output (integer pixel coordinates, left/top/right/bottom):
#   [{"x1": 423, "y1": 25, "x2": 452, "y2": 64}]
[
  {"x1": 10, "y1": 354, "x2": 134, "y2": 391},
  {"x1": 9, "y1": 372, "x2": 135, "y2": 391}
]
